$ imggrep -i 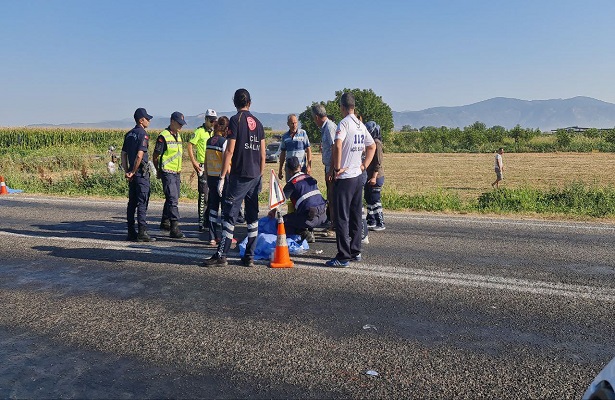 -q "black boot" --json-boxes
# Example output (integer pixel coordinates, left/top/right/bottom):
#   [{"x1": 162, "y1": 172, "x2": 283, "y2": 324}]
[
  {"x1": 170, "y1": 220, "x2": 185, "y2": 239},
  {"x1": 137, "y1": 227, "x2": 156, "y2": 242},
  {"x1": 160, "y1": 218, "x2": 171, "y2": 231},
  {"x1": 126, "y1": 228, "x2": 138, "y2": 241}
]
